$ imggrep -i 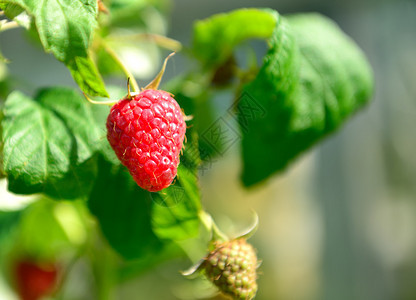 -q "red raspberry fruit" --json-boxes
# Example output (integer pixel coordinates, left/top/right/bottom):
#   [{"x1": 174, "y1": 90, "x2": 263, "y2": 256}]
[
  {"x1": 106, "y1": 89, "x2": 186, "y2": 192},
  {"x1": 14, "y1": 260, "x2": 58, "y2": 300}
]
